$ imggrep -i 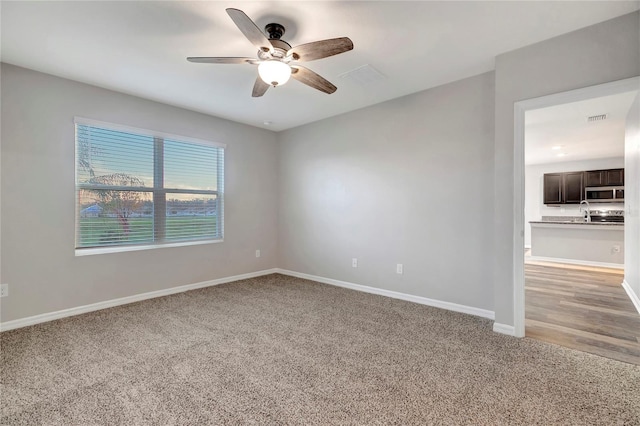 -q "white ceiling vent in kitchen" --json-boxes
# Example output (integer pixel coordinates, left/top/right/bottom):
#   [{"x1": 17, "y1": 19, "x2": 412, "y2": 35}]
[{"x1": 587, "y1": 113, "x2": 608, "y2": 122}]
